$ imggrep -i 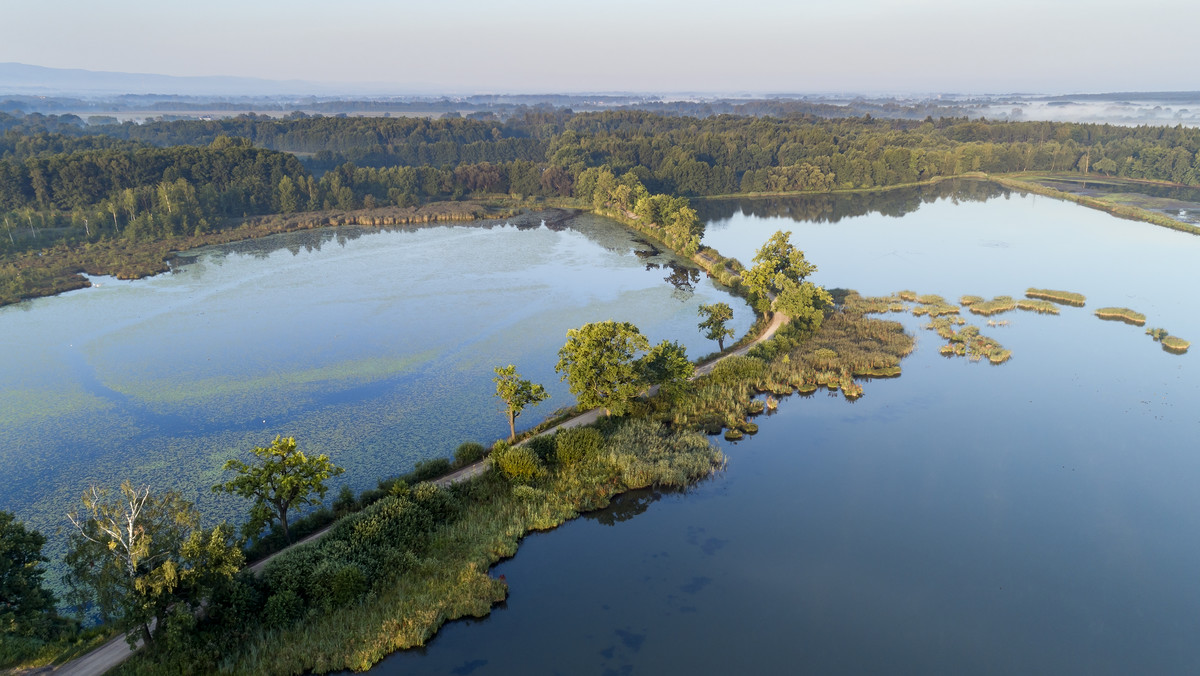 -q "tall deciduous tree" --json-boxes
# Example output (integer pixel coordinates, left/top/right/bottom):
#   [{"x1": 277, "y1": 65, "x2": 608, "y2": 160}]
[
  {"x1": 0, "y1": 510, "x2": 57, "y2": 638},
  {"x1": 64, "y1": 482, "x2": 242, "y2": 648},
  {"x1": 555, "y1": 321, "x2": 650, "y2": 417},
  {"x1": 742, "y1": 230, "x2": 832, "y2": 329},
  {"x1": 213, "y1": 436, "x2": 345, "y2": 544},
  {"x1": 639, "y1": 340, "x2": 695, "y2": 400},
  {"x1": 697, "y1": 302, "x2": 736, "y2": 351},
  {"x1": 493, "y1": 364, "x2": 549, "y2": 442}
]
